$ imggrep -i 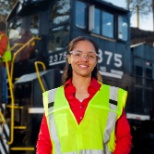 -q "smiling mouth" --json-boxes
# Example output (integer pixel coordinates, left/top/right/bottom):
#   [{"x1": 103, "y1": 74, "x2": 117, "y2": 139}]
[{"x1": 78, "y1": 64, "x2": 89, "y2": 68}]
